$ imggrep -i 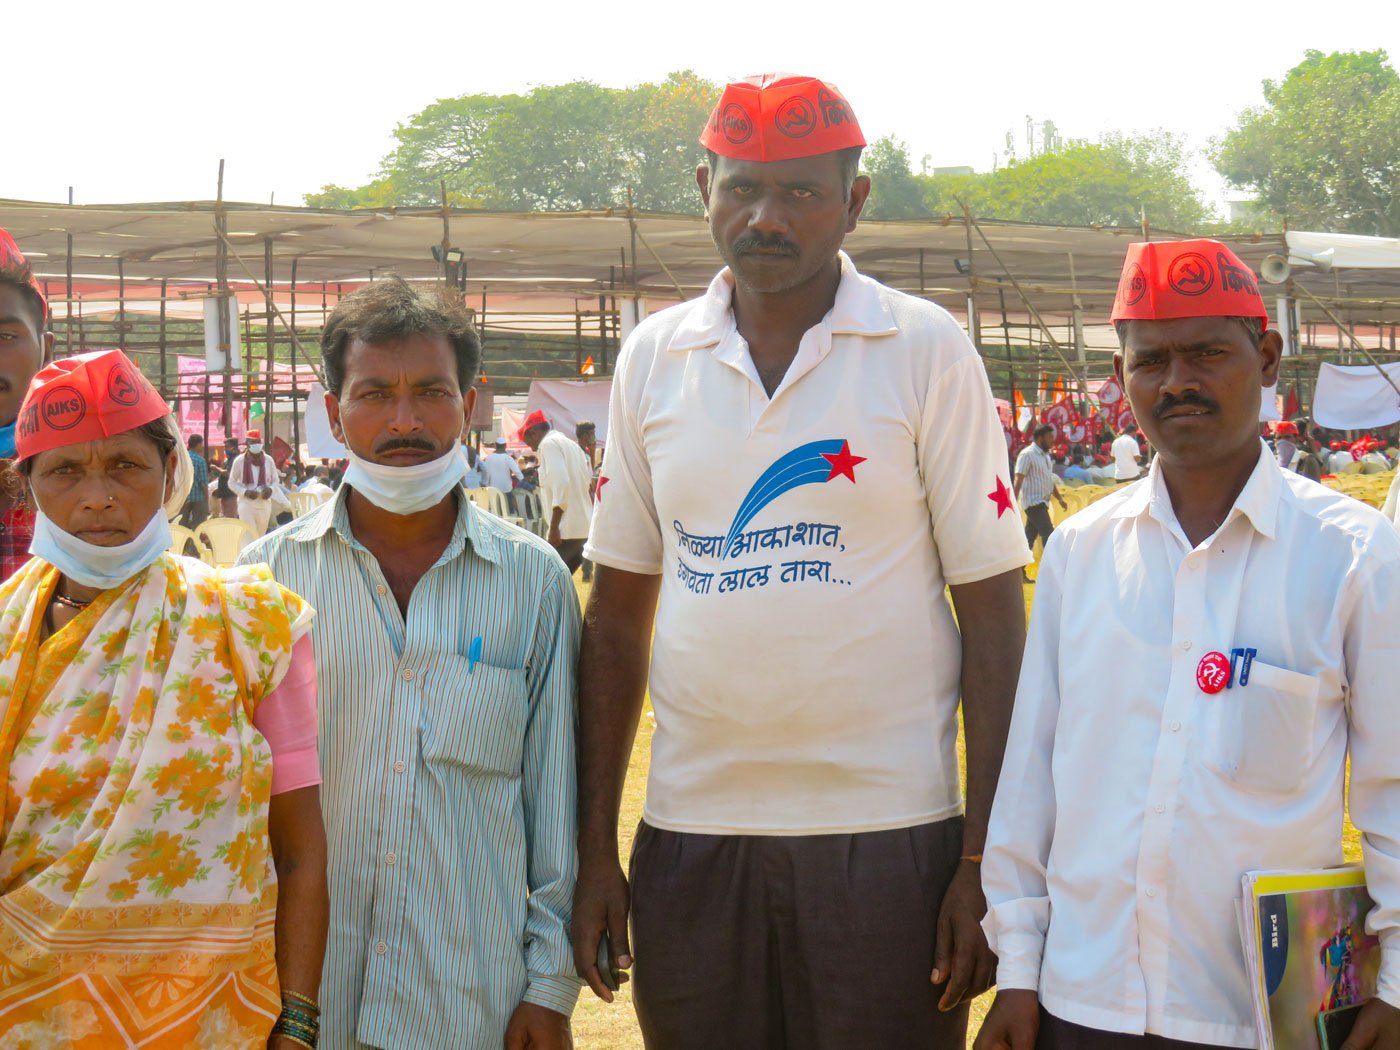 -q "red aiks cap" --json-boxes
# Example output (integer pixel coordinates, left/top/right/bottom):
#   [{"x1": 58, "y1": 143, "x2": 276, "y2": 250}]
[
  {"x1": 0, "y1": 228, "x2": 49, "y2": 323},
  {"x1": 517, "y1": 410, "x2": 549, "y2": 441},
  {"x1": 1111, "y1": 239, "x2": 1268, "y2": 330},
  {"x1": 700, "y1": 74, "x2": 865, "y2": 163},
  {"x1": 16, "y1": 350, "x2": 169, "y2": 461}
]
